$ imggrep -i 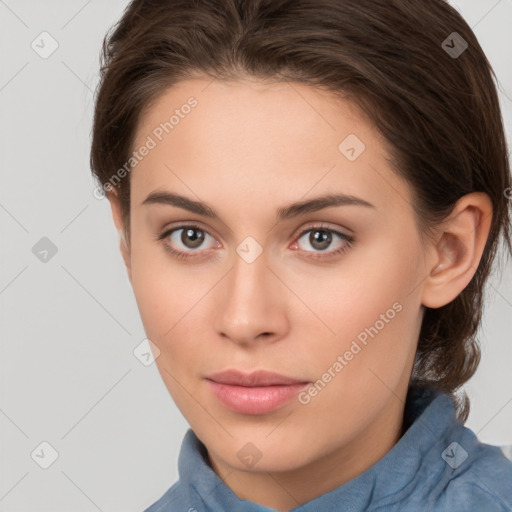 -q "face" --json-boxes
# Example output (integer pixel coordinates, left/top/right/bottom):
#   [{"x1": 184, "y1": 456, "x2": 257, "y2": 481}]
[{"x1": 111, "y1": 77, "x2": 432, "y2": 483}]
